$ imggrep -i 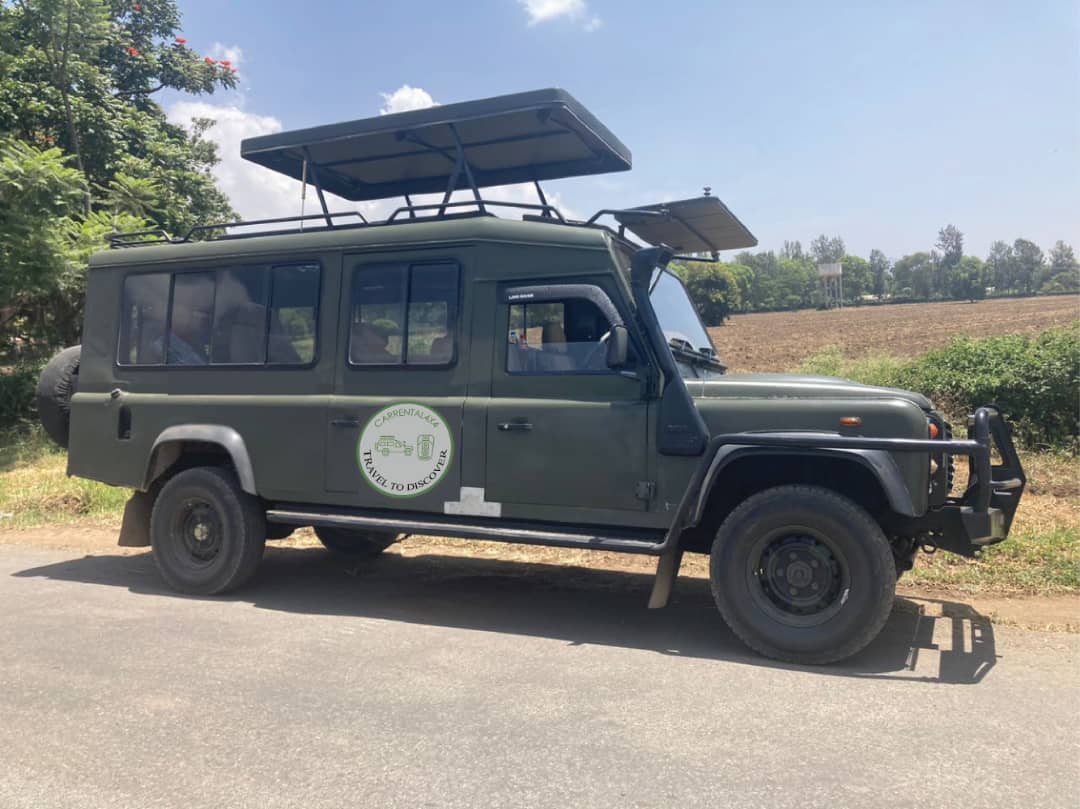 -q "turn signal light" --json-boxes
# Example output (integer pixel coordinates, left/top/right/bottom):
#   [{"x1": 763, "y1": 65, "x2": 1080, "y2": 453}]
[
  {"x1": 929, "y1": 422, "x2": 940, "y2": 439},
  {"x1": 839, "y1": 416, "x2": 862, "y2": 427}
]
